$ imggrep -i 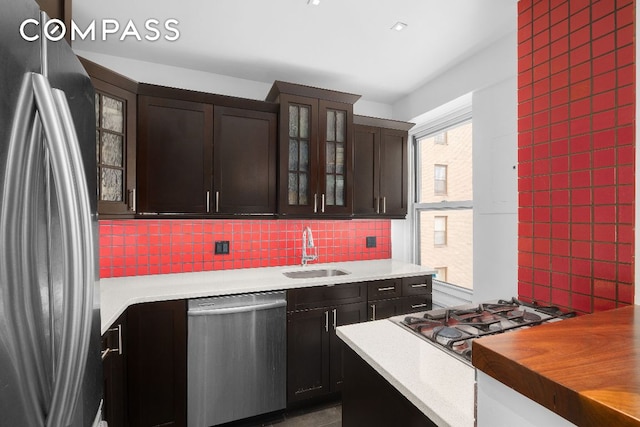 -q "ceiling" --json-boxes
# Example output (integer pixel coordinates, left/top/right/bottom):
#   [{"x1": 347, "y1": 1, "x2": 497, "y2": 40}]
[{"x1": 73, "y1": 0, "x2": 516, "y2": 105}]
